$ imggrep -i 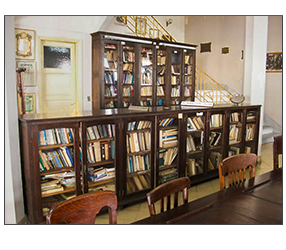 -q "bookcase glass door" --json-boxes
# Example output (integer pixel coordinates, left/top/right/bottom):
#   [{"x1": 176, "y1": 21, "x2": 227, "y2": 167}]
[
  {"x1": 157, "y1": 116, "x2": 179, "y2": 184},
  {"x1": 125, "y1": 120, "x2": 153, "y2": 195},
  {"x1": 207, "y1": 112, "x2": 225, "y2": 173},
  {"x1": 185, "y1": 112, "x2": 205, "y2": 177},
  {"x1": 244, "y1": 109, "x2": 258, "y2": 153},
  {"x1": 140, "y1": 46, "x2": 153, "y2": 106},
  {"x1": 183, "y1": 49, "x2": 194, "y2": 102},
  {"x1": 228, "y1": 110, "x2": 244, "y2": 156},
  {"x1": 38, "y1": 127, "x2": 78, "y2": 217},
  {"x1": 84, "y1": 122, "x2": 116, "y2": 194},
  {"x1": 104, "y1": 42, "x2": 119, "y2": 108},
  {"x1": 156, "y1": 46, "x2": 167, "y2": 106},
  {"x1": 122, "y1": 42, "x2": 136, "y2": 108},
  {"x1": 170, "y1": 49, "x2": 181, "y2": 106}
]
